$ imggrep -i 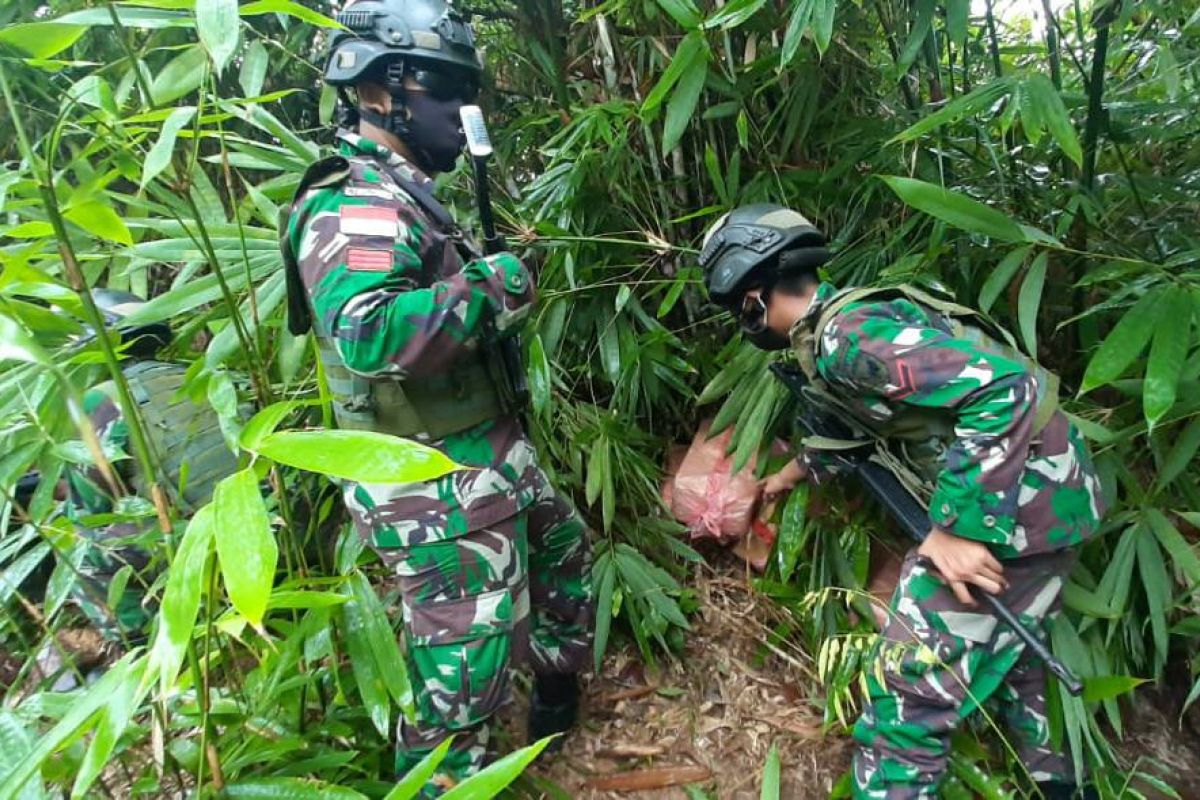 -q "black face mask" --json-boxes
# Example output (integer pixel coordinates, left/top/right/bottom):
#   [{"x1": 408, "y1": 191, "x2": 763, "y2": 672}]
[
  {"x1": 736, "y1": 290, "x2": 793, "y2": 351},
  {"x1": 746, "y1": 328, "x2": 793, "y2": 351},
  {"x1": 401, "y1": 90, "x2": 467, "y2": 173}
]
